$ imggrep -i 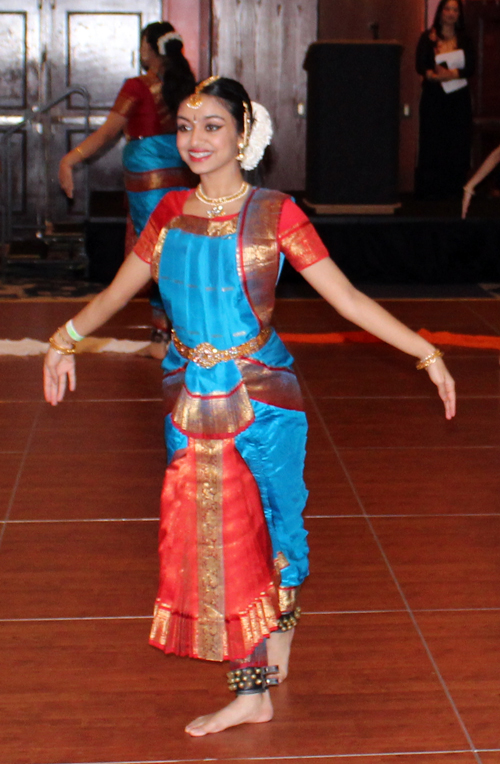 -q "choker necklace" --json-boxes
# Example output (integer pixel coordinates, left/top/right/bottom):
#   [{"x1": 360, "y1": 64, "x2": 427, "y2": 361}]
[{"x1": 195, "y1": 181, "x2": 249, "y2": 218}]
